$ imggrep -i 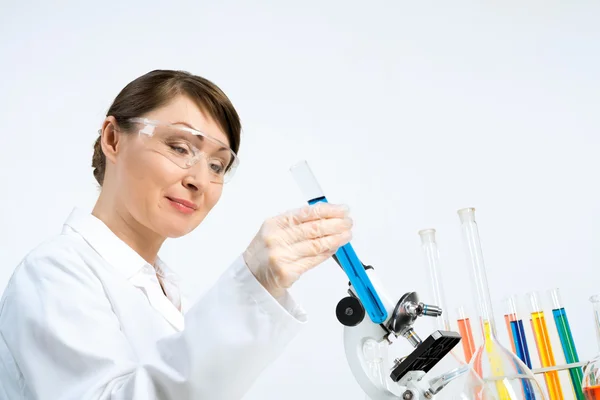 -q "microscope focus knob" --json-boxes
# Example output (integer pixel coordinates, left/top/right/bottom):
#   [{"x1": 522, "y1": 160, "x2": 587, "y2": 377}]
[{"x1": 336, "y1": 296, "x2": 365, "y2": 327}]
